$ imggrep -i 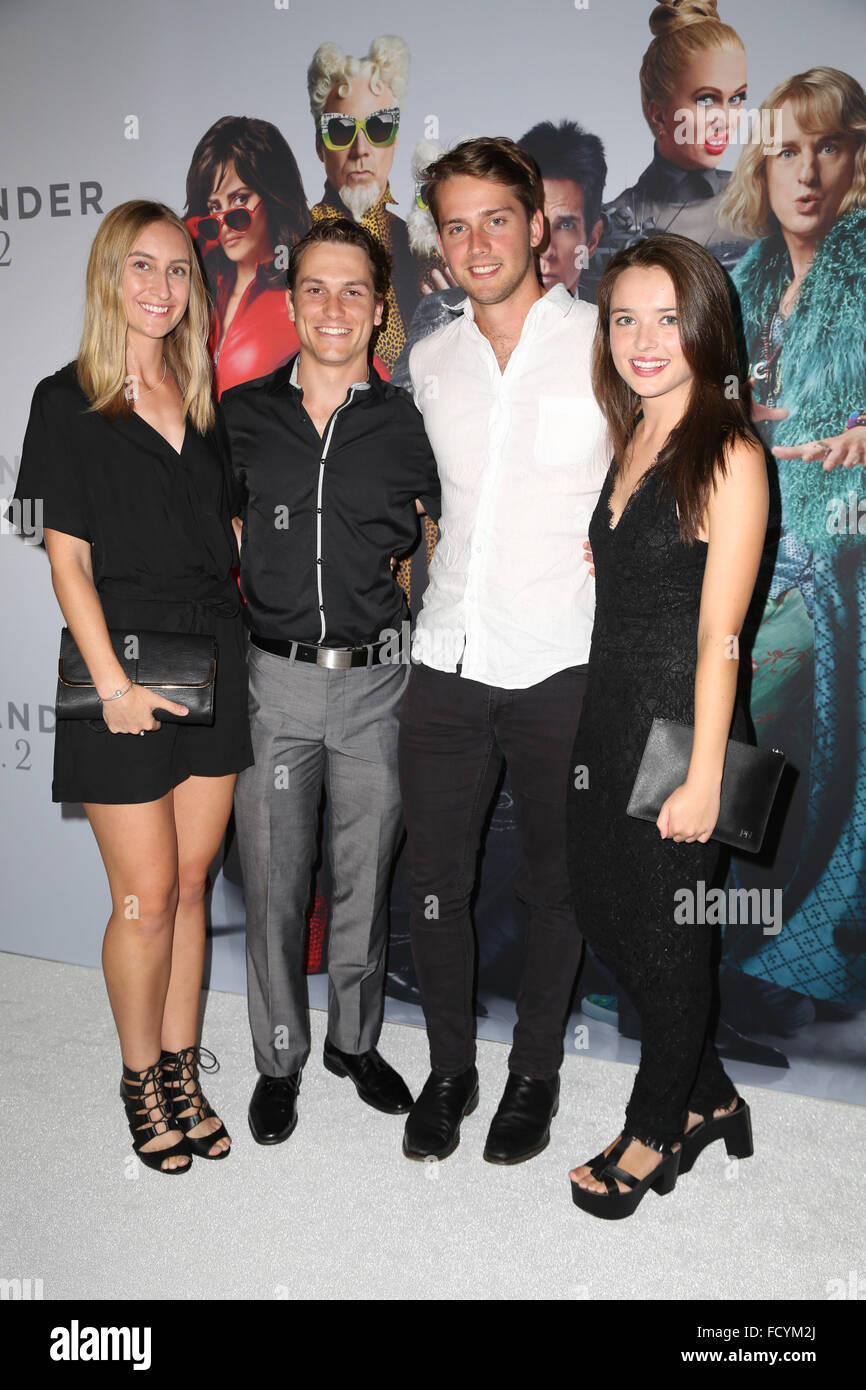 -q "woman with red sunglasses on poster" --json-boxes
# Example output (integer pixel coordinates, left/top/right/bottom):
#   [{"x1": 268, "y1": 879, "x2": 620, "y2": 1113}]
[
  {"x1": 186, "y1": 116, "x2": 390, "y2": 398},
  {"x1": 185, "y1": 116, "x2": 313, "y2": 399}
]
